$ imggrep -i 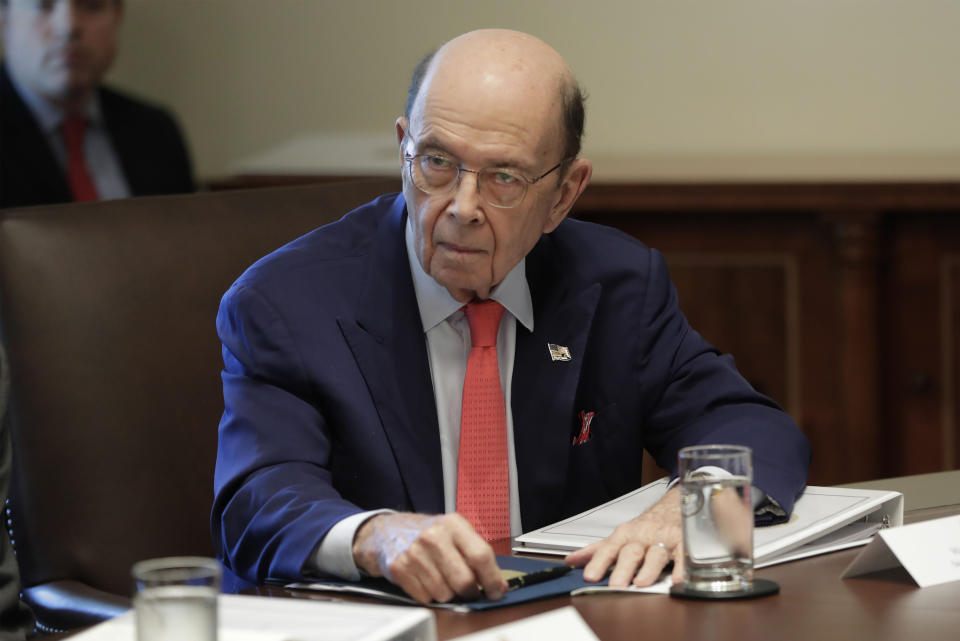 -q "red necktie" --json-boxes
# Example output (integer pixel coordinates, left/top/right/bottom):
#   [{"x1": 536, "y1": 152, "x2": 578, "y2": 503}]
[
  {"x1": 457, "y1": 300, "x2": 510, "y2": 541},
  {"x1": 62, "y1": 115, "x2": 100, "y2": 202}
]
